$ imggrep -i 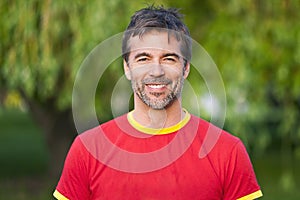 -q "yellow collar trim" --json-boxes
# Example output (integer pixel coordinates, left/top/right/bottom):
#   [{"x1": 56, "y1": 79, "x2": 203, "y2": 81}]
[{"x1": 127, "y1": 109, "x2": 191, "y2": 135}]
